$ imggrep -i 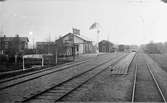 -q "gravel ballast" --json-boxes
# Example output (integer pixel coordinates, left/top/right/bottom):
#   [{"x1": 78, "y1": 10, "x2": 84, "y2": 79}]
[{"x1": 61, "y1": 53, "x2": 137, "y2": 102}]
